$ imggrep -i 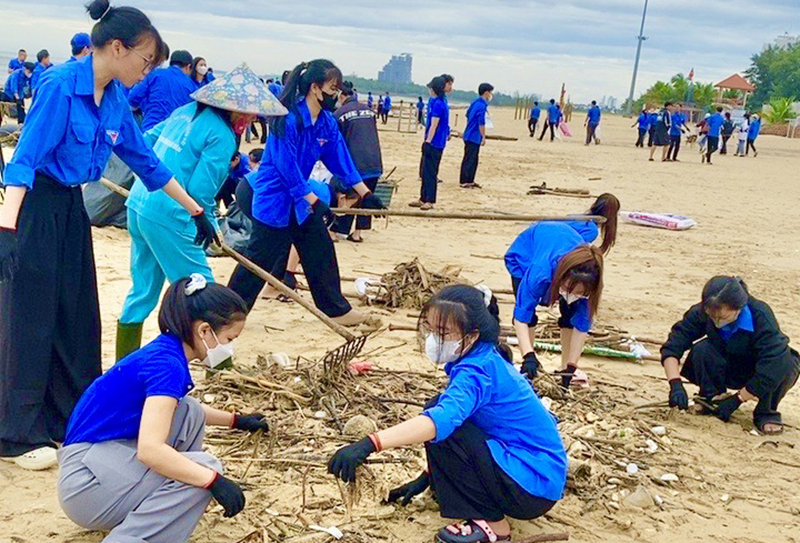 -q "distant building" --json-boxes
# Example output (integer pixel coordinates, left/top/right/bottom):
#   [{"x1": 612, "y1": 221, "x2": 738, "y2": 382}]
[
  {"x1": 764, "y1": 33, "x2": 799, "y2": 51},
  {"x1": 378, "y1": 54, "x2": 412, "y2": 84}
]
